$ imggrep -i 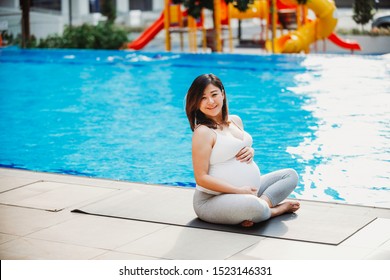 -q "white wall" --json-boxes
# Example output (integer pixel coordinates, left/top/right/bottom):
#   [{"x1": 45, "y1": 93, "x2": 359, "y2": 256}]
[
  {"x1": 153, "y1": 0, "x2": 164, "y2": 11},
  {"x1": 0, "y1": 0, "x2": 165, "y2": 39},
  {"x1": 116, "y1": 0, "x2": 129, "y2": 13},
  {"x1": 70, "y1": 0, "x2": 90, "y2": 25},
  {"x1": 0, "y1": 0, "x2": 18, "y2": 8},
  {"x1": 0, "y1": 6, "x2": 21, "y2": 37},
  {"x1": 30, "y1": 11, "x2": 64, "y2": 38},
  {"x1": 115, "y1": 0, "x2": 130, "y2": 25},
  {"x1": 61, "y1": 0, "x2": 70, "y2": 25}
]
